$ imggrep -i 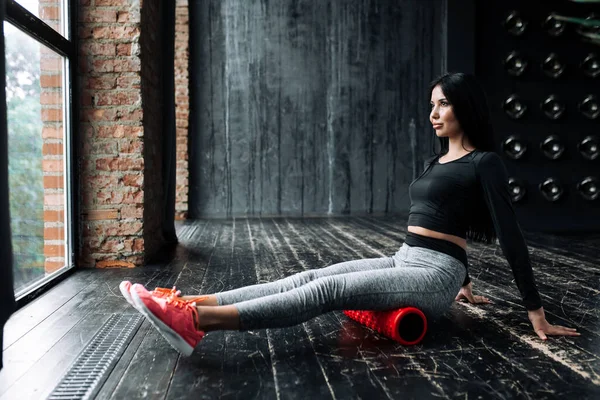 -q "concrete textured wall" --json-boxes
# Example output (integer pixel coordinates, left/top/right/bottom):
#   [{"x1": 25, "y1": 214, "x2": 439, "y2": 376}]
[{"x1": 189, "y1": 0, "x2": 445, "y2": 218}]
